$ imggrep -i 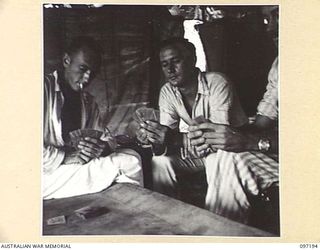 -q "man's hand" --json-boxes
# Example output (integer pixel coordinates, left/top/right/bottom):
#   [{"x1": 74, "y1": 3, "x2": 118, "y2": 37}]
[
  {"x1": 188, "y1": 122, "x2": 250, "y2": 153},
  {"x1": 63, "y1": 137, "x2": 109, "y2": 165},
  {"x1": 63, "y1": 149, "x2": 87, "y2": 165},
  {"x1": 78, "y1": 137, "x2": 109, "y2": 158},
  {"x1": 136, "y1": 126, "x2": 149, "y2": 145},
  {"x1": 138, "y1": 120, "x2": 168, "y2": 146}
]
